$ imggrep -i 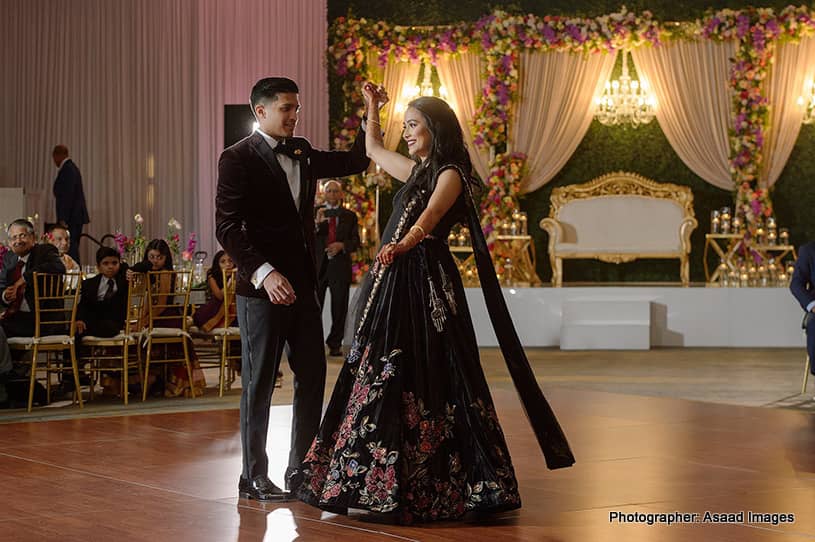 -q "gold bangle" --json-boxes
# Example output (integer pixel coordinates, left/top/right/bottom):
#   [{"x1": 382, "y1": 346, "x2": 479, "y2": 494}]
[
  {"x1": 410, "y1": 224, "x2": 426, "y2": 237},
  {"x1": 367, "y1": 118, "x2": 381, "y2": 127}
]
